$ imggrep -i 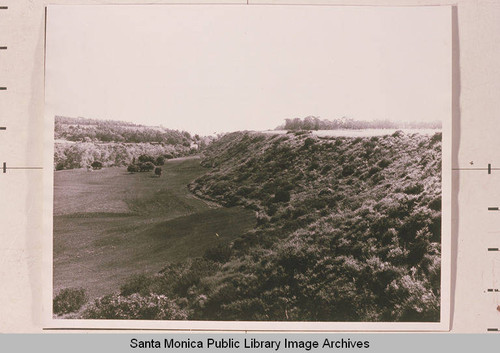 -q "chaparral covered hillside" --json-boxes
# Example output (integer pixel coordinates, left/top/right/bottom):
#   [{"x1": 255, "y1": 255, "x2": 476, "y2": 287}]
[
  {"x1": 80, "y1": 130, "x2": 441, "y2": 322},
  {"x1": 54, "y1": 116, "x2": 211, "y2": 170}
]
